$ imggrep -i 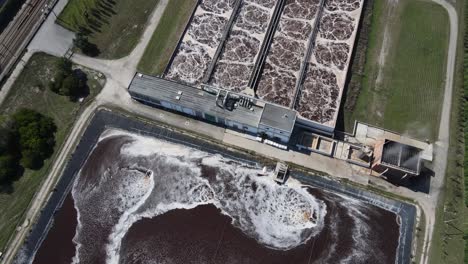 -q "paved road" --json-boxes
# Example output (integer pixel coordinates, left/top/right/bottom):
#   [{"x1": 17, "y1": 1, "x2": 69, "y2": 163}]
[
  {"x1": 0, "y1": 0, "x2": 73, "y2": 107},
  {"x1": 418, "y1": 1, "x2": 459, "y2": 263},
  {"x1": 0, "y1": 0, "x2": 459, "y2": 262},
  {"x1": 0, "y1": 1, "x2": 170, "y2": 262},
  {"x1": 0, "y1": 0, "x2": 51, "y2": 81}
]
